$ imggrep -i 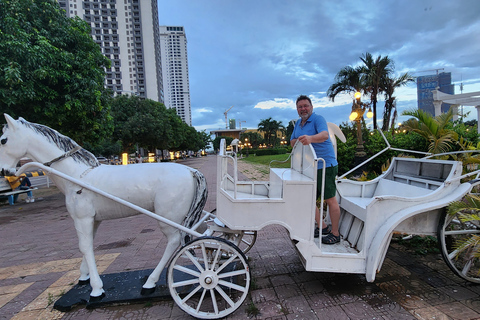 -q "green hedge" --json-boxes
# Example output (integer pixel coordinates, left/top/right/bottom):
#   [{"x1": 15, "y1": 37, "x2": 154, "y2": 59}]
[{"x1": 254, "y1": 148, "x2": 288, "y2": 156}]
